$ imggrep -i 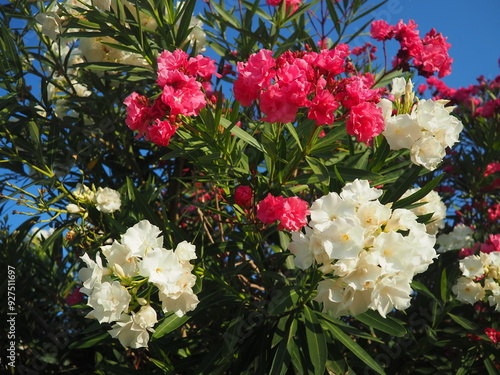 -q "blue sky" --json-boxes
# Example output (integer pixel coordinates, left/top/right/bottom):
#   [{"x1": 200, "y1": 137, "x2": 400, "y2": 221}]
[{"x1": 363, "y1": 0, "x2": 500, "y2": 89}]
